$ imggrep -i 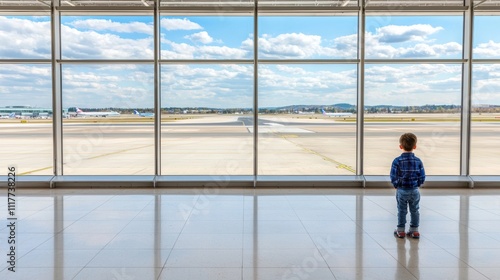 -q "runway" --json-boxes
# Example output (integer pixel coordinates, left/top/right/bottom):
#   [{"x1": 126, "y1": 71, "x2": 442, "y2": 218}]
[{"x1": 1, "y1": 114, "x2": 498, "y2": 177}]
